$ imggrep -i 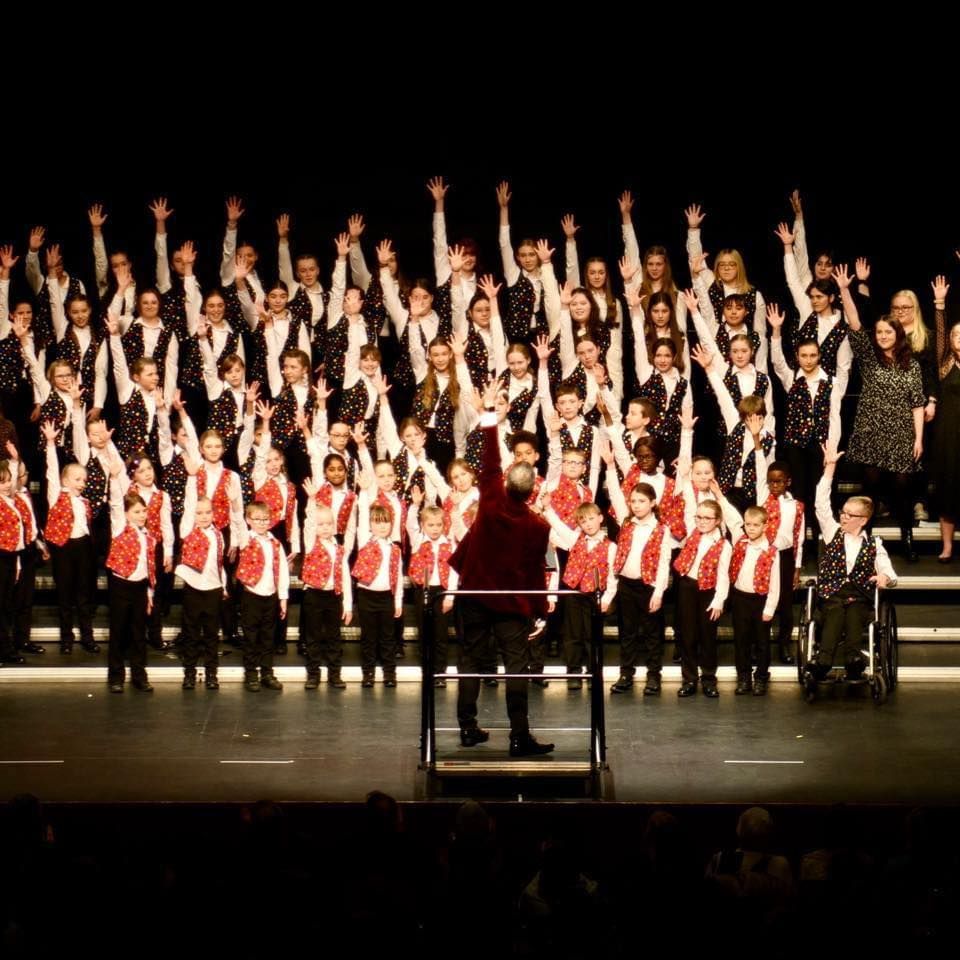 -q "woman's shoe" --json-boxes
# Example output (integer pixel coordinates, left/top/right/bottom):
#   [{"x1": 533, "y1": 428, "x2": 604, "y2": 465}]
[{"x1": 938, "y1": 554, "x2": 953, "y2": 564}]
